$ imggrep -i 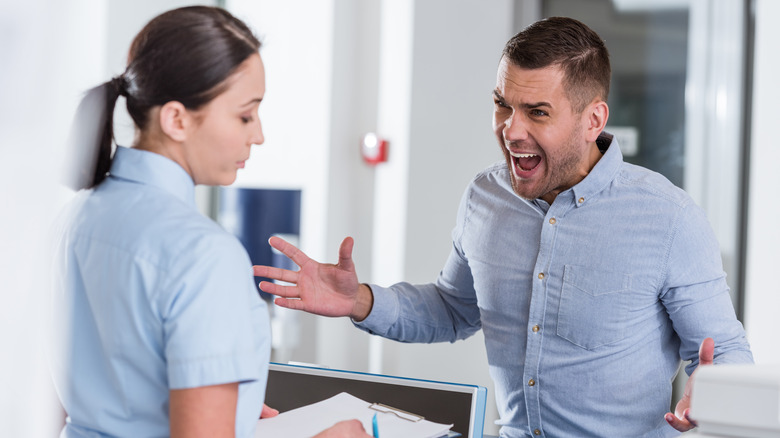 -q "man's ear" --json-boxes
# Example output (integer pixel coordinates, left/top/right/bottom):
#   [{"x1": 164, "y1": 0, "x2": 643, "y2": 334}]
[
  {"x1": 158, "y1": 101, "x2": 190, "y2": 142},
  {"x1": 583, "y1": 100, "x2": 609, "y2": 142}
]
